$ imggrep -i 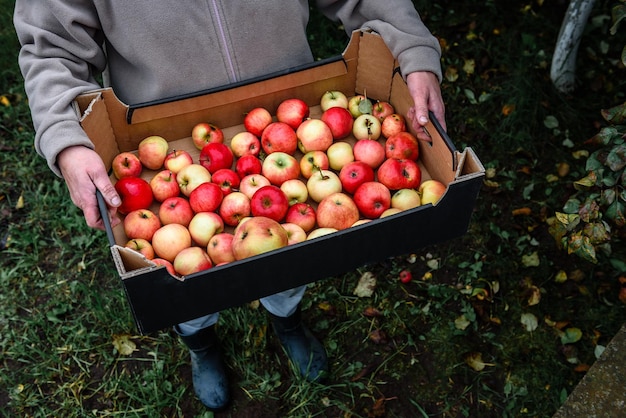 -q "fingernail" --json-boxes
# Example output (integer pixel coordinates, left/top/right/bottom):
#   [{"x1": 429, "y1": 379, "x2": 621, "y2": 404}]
[
  {"x1": 112, "y1": 196, "x2": 121, "y2": 206},
  {"x1": 419, "y1": 116, "x2": 428, "y2": 124}
]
